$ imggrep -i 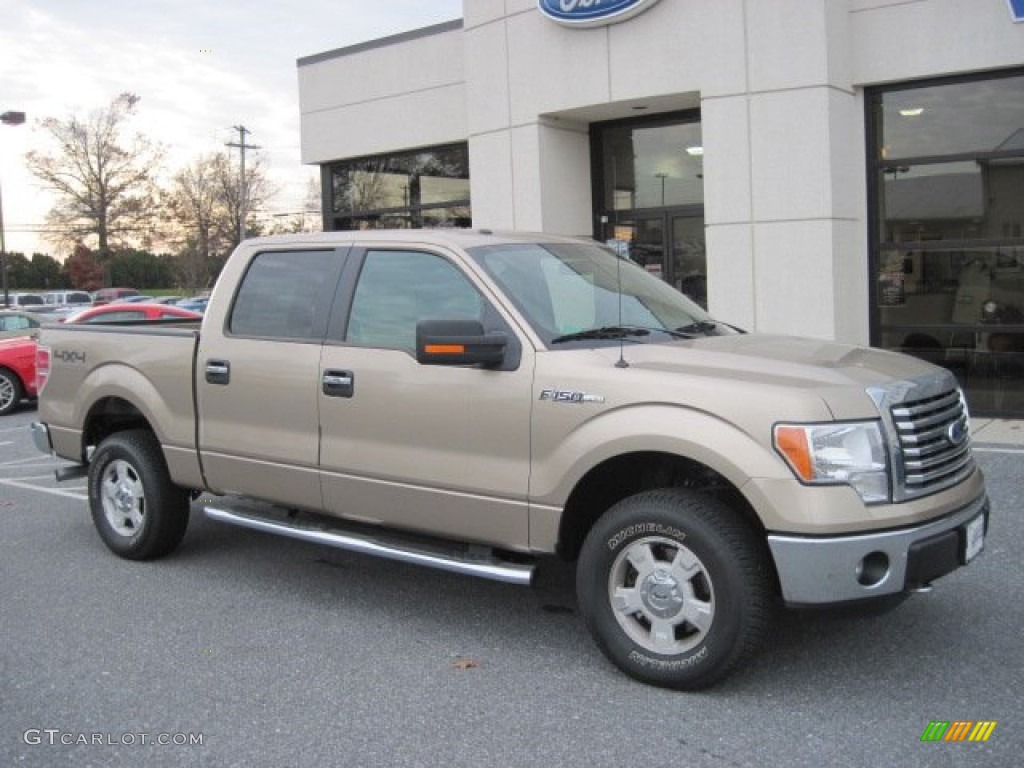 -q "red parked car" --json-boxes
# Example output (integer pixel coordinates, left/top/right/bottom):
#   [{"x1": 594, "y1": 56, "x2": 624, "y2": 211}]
[
  {"x1": 65, "y1": 303, "x2": 203, "y2": 324},
  {"x1": 0, "y1": 336, "x2": 37, "y2": 416},
  {"x1": 91, "y1": 287, "x2": 140, "y2": 305}
]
